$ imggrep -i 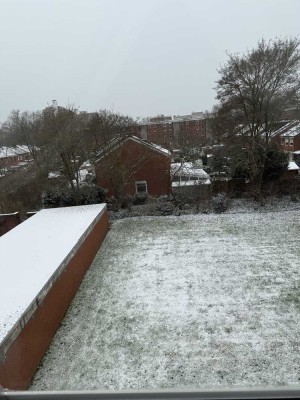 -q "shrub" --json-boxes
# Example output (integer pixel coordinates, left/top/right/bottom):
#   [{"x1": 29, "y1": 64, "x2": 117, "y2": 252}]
[
  {"x1": 131, "y1": 193, "x2": 148, "y2": 205},
  {"x1": 157, "y1": 202, "x2": 174, "y2": 216},
  {"x1": 43, "y1": 186, "x2": 106, "y2": 208},
  {"x1": 211, "y1": 193, "x2": 230, "y2": 213}
]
